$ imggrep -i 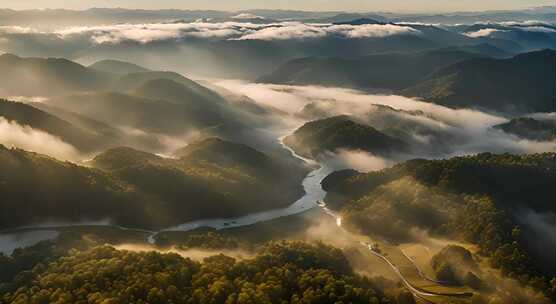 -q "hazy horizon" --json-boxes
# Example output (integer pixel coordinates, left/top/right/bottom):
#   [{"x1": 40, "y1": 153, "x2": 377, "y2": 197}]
[{"x1": 2, "y1": 0, "x2": 556, "y2": 13}]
